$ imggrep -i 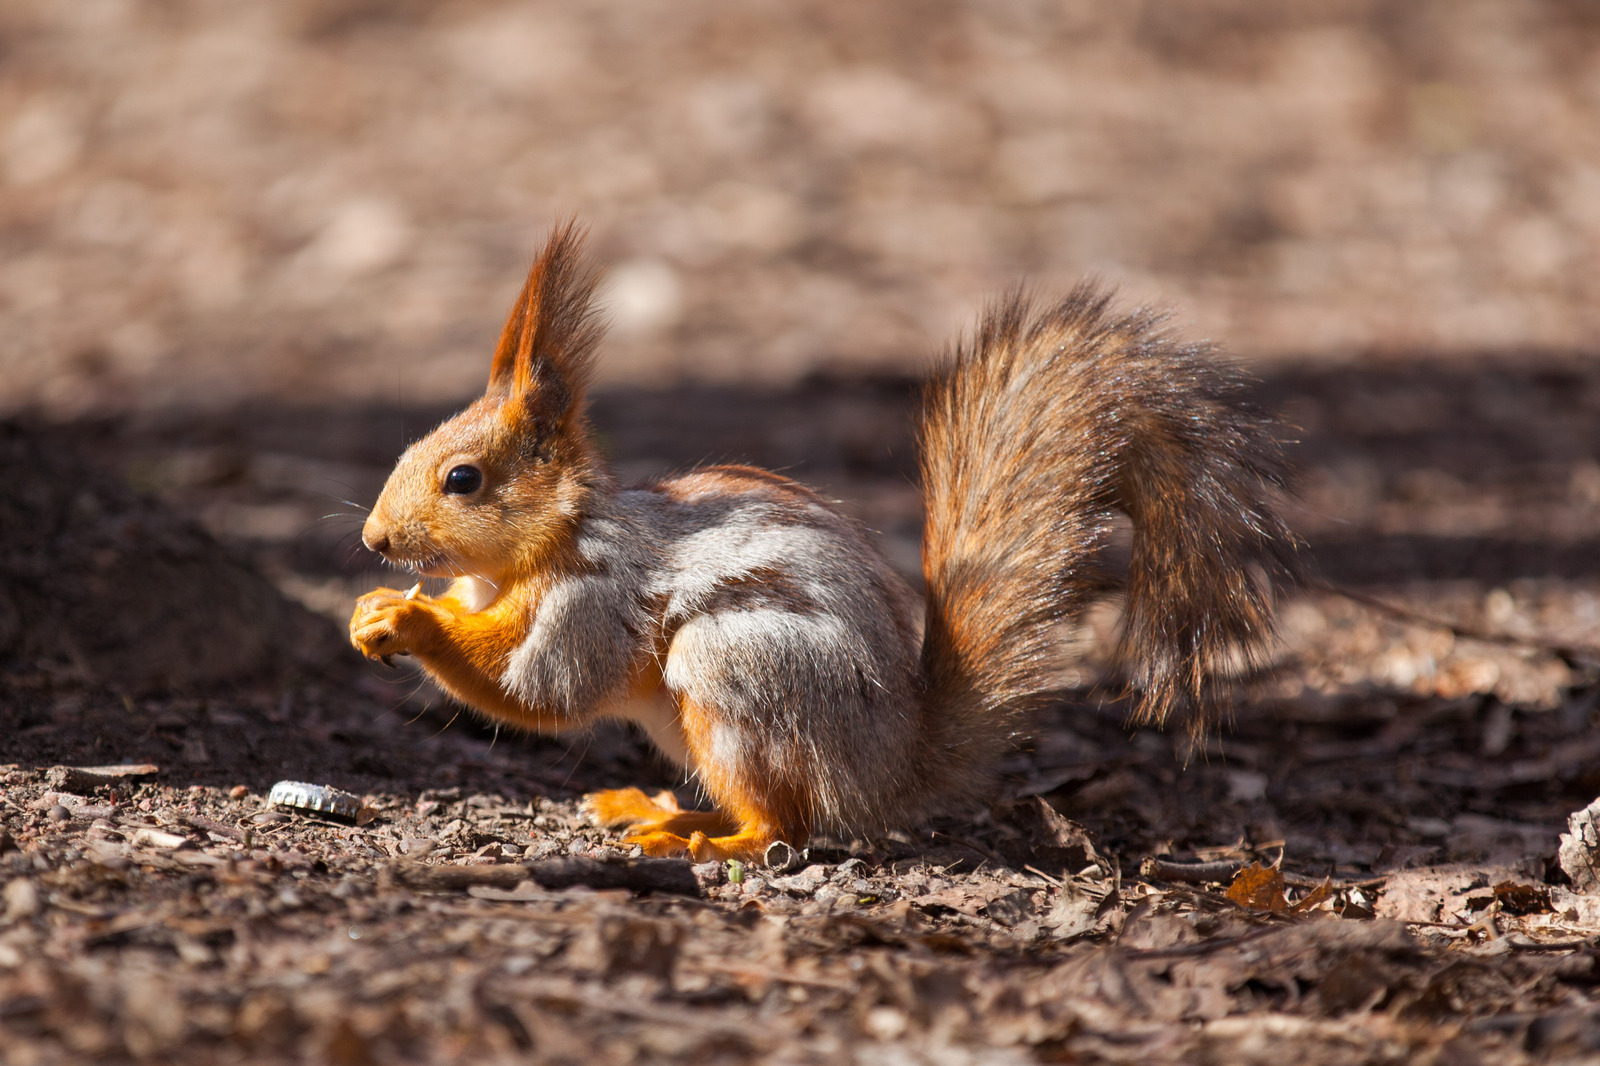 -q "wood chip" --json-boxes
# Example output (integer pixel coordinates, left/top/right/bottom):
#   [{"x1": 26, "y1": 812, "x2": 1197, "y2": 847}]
[
  {"x1": 44, "y1": 764, "x2": 159, "y2": 792},
  {"x1": 130, "y1": 828, "x2": 191, "y2": 850}
]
